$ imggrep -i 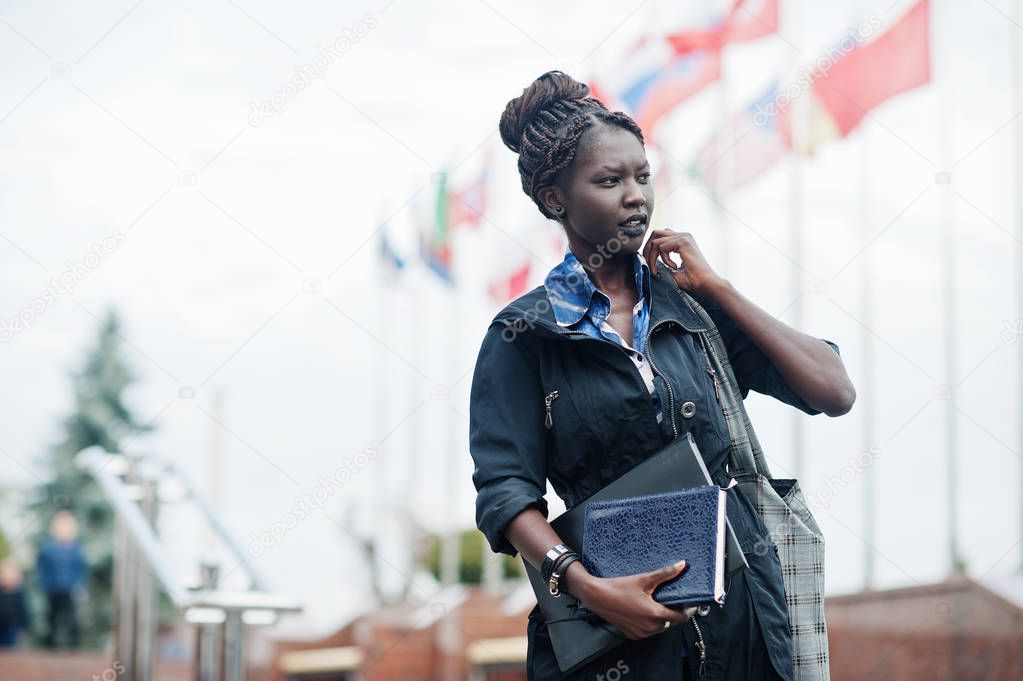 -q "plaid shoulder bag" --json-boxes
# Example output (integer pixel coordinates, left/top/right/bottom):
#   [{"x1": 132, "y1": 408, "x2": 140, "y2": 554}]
[{"x1": 684, "y1": 291, "x2": 831, "y2": 681}]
